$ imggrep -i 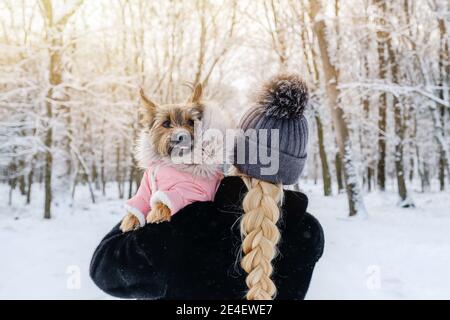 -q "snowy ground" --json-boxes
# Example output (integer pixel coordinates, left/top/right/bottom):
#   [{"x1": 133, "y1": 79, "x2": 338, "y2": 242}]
[
  {"x1": 0, "y1": 181, "x2": 449, "y2": 300},
  {"x1": 306, "y1": 182, "x2": 450, "y2": 300}
]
